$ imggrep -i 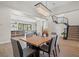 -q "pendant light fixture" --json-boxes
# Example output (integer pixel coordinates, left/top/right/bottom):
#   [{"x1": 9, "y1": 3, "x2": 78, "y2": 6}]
[{"x1": 35, "y1": 2, "x2": 51, "y2": 17}]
